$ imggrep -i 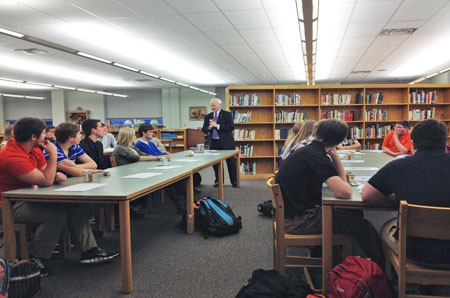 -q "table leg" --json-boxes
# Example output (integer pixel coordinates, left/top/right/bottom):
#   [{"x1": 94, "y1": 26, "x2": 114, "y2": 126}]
[
  {"x1": 236, "y1": 151, "x2": 240, "y2": 188},
  {"x1": 119, "y1": 200, "x2": 132, "y2": 293},
  {"x1": 218, "y1": 161, "x2": 224, "y2": 201},
  {"x1": 186, "y1": 173, "x2": 194, "y2": 234},
  {"x1": 2, "y1": 198, "x2": 16, "y2": 261},
  {"x1": 322, "y1": 204, "x2": 333, "y2": 294}
]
